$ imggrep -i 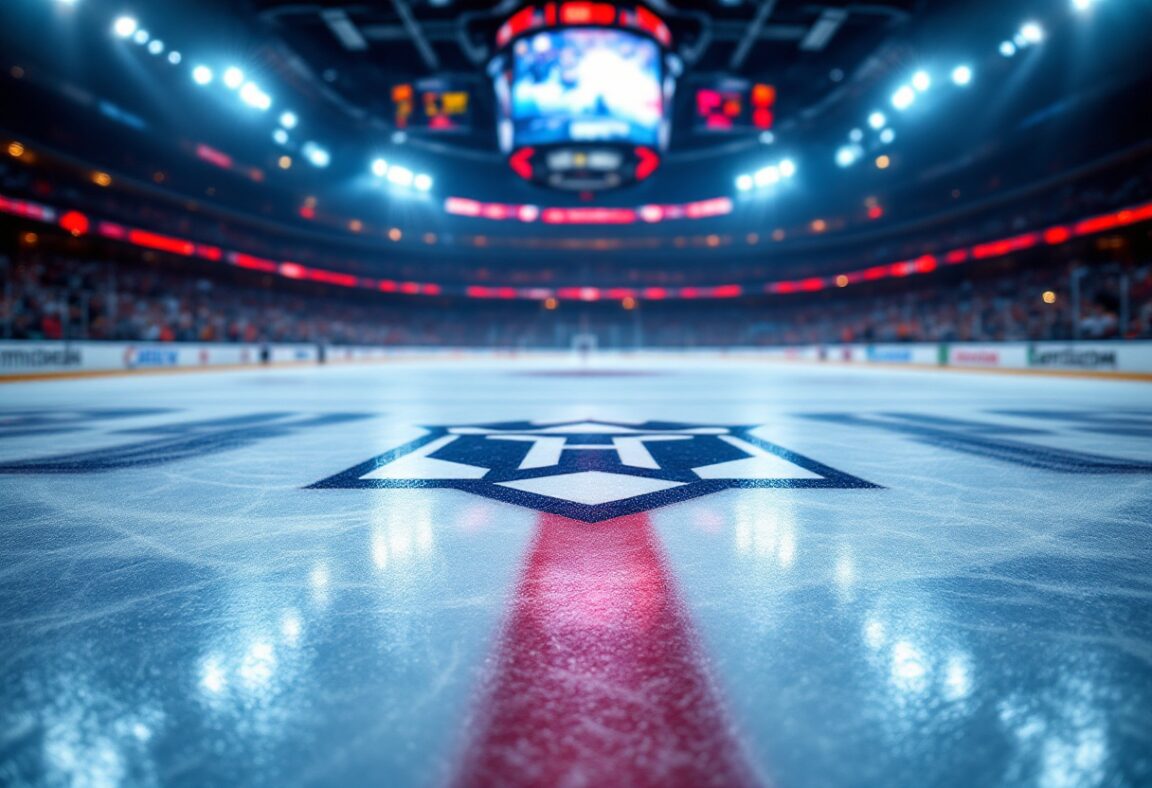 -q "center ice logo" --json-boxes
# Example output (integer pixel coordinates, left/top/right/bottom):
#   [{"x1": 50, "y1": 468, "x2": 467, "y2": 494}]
[{"x1": 309, "y1": 419, "x2": 878, "y2": 521}]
